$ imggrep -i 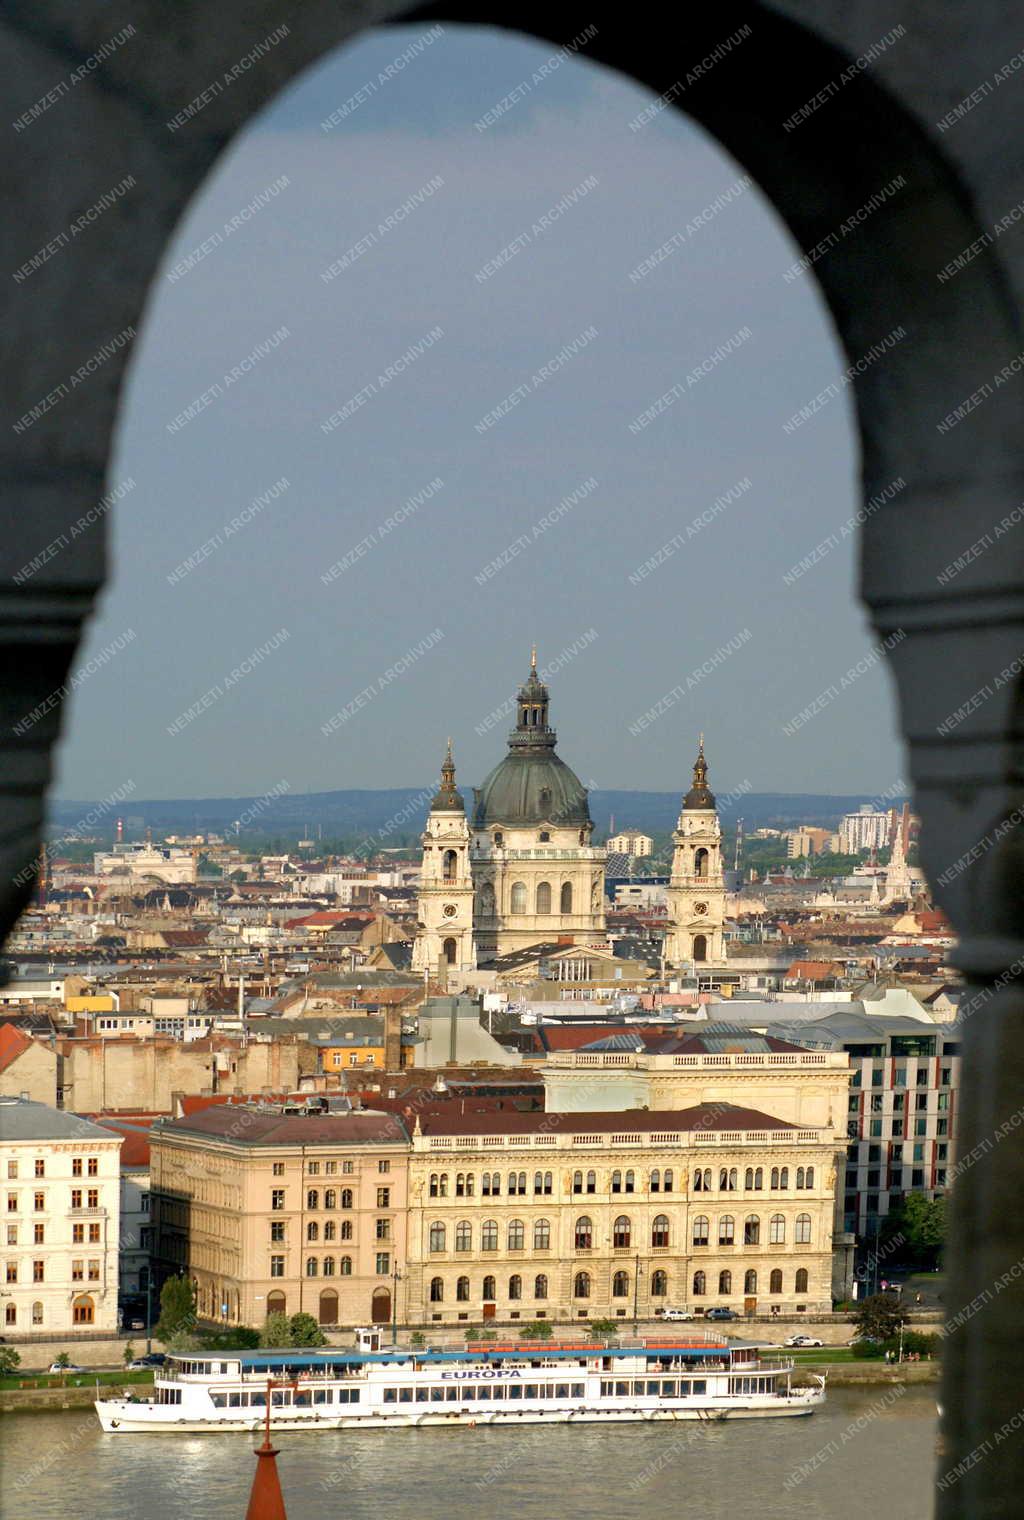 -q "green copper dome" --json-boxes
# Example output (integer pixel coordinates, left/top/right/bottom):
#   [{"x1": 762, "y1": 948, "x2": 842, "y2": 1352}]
[{"x1": 472, "y1": 654, "x2": 592, "y2": 830}]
